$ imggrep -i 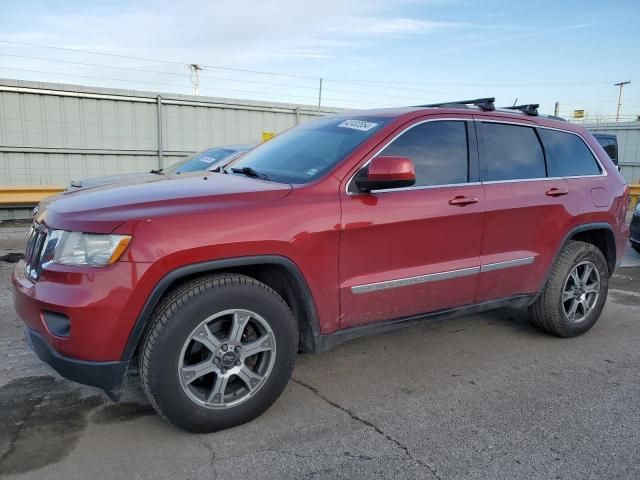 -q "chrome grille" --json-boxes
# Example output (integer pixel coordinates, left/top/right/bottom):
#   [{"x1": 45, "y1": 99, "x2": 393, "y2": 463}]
[{"x1": 24, "y1": 223, "x2": 48, "y2": 281}]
